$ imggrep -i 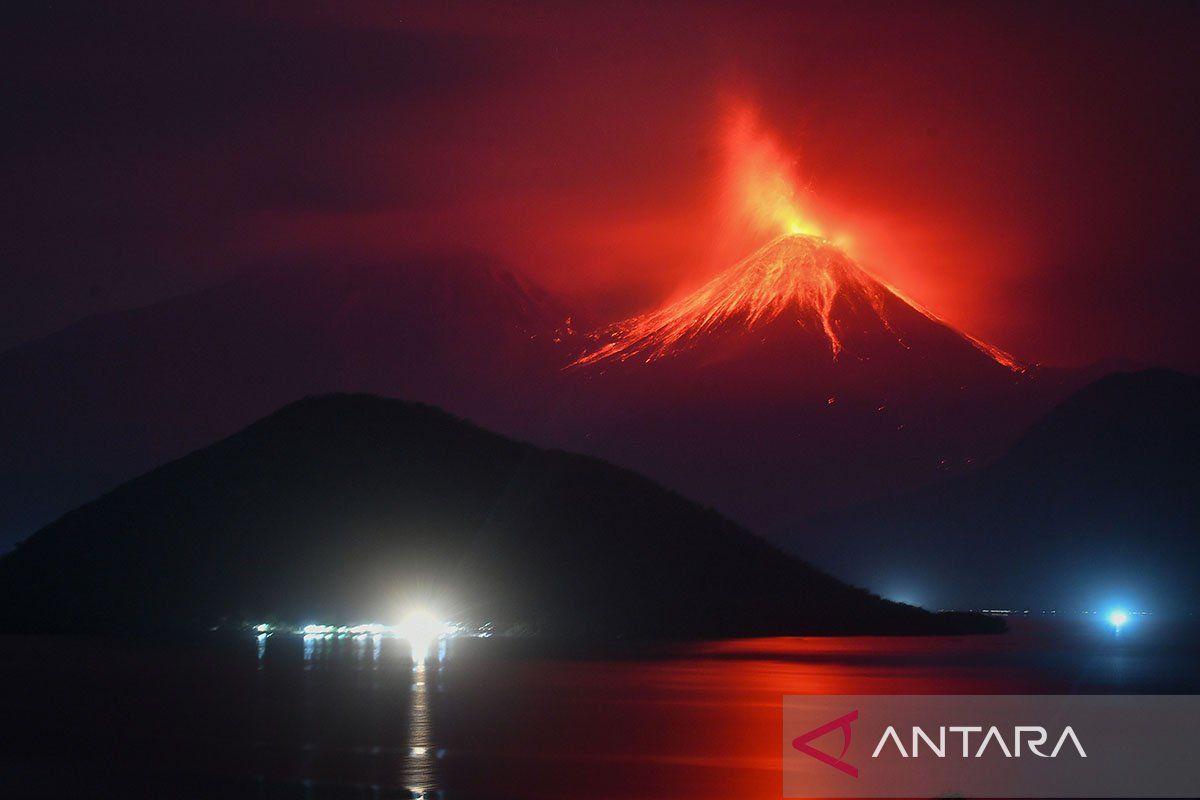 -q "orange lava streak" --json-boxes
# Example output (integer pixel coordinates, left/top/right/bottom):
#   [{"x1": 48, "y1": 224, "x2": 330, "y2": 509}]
[
  {"x1": 573, "y1": 234, "x2": 887, "y2": 365},
  {"x1": 571, "y1": 234, "x2": 1024, "y2": 371},
  {"x1": 872, "y1": 277, "x2": 1025, "y2": 372}
]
